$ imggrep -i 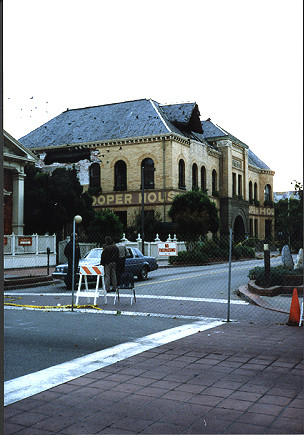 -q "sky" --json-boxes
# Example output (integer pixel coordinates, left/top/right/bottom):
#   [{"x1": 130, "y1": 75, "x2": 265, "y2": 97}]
[{"x1": 3, "y1": 0, "x2": 303, "y2": 192}]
